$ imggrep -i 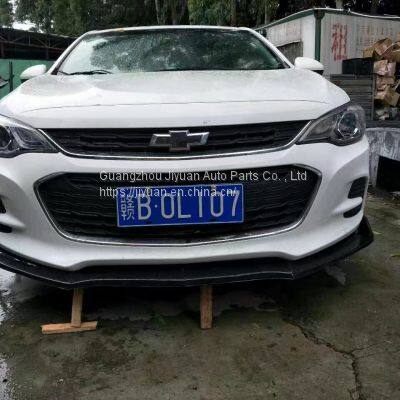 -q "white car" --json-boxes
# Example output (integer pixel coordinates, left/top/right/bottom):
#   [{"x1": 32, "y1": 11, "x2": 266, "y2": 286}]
[{"x1": 0, "y1": 26, "x2": 373, "y2": 287}]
